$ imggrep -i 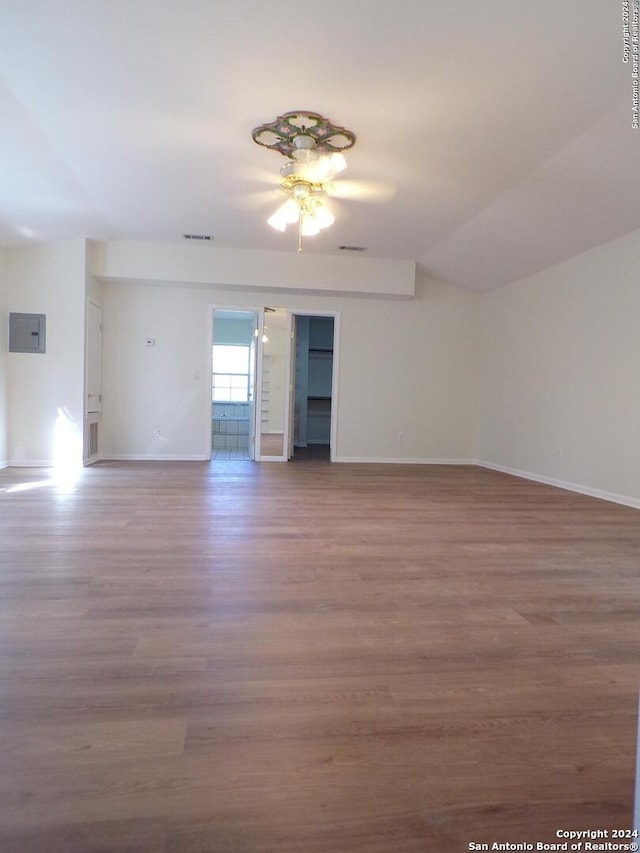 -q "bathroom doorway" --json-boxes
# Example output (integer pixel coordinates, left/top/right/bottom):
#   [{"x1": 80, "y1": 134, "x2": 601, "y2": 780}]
[{"x1": 211, "y1": 309, "x2": 258, "y2": 461}]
